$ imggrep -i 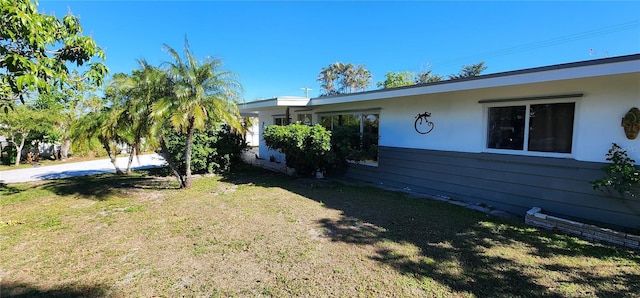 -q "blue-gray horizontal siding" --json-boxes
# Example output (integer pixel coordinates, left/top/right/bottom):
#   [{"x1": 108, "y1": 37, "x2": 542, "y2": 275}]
[{"x1": 344, "y1": 146, "x2": 640, "y2": 230}]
